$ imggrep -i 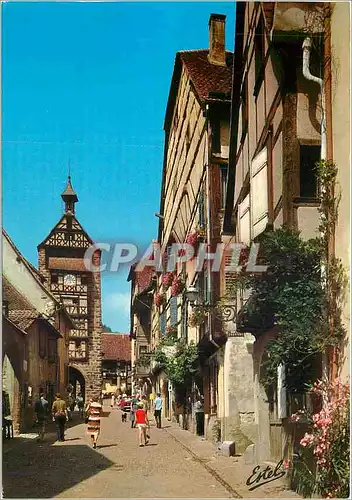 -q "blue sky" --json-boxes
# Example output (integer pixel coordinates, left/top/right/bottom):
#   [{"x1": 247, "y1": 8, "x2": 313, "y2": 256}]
[{"x1": 2, "y1": 2, "x2": 235, "y2": 332}]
